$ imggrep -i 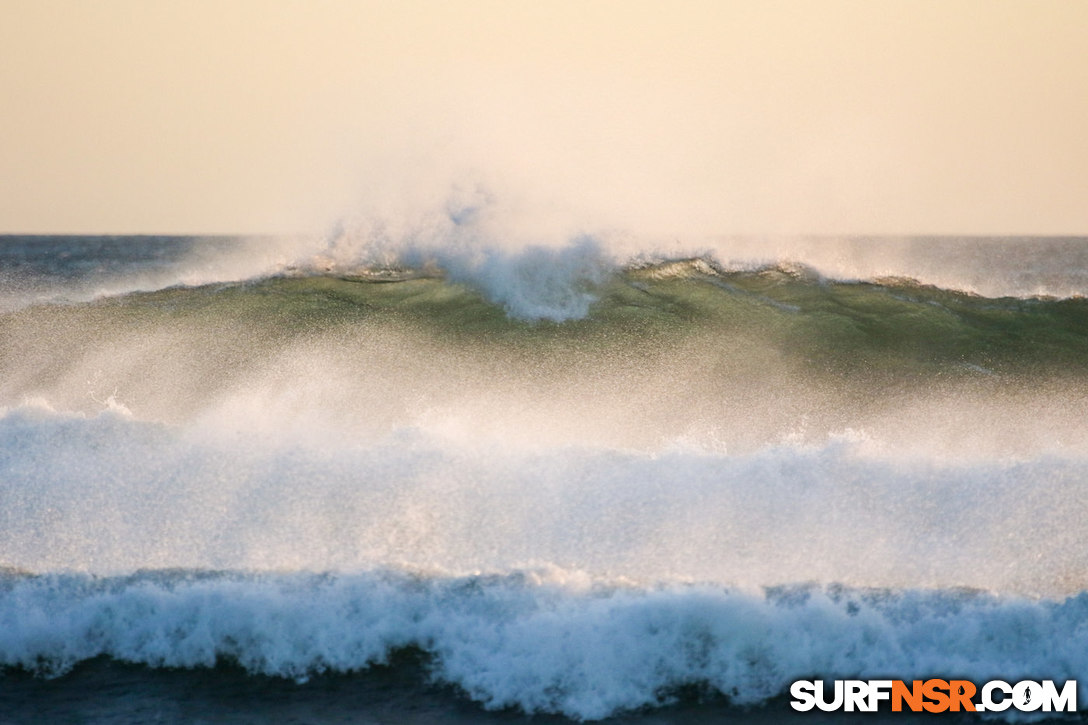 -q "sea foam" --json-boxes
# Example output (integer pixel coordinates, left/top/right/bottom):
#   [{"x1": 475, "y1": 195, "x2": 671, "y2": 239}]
[
  {"x1": 2, "y1": 406, "x2": 1087, "y2": 594},
  {"x1": 1, "y1": 569, "x2": 1085, "y2": 720}
]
